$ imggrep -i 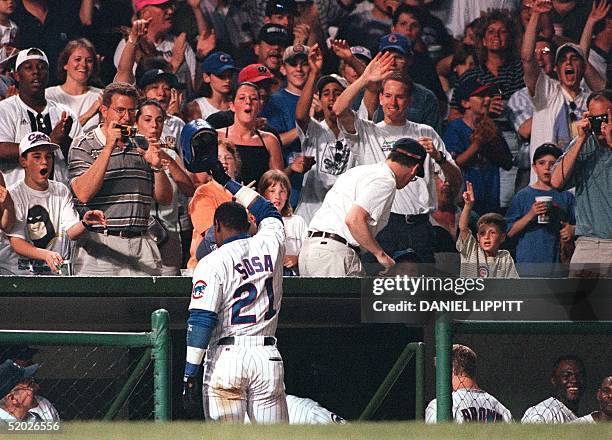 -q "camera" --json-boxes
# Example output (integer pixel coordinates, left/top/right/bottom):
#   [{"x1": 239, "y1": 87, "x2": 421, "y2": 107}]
[
  {"x1": 588, "y1": 114, "x2": 608, "y2": 134},
  {"x1": 118, "y1": 124, "x2": 137, "y2": 139}
]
